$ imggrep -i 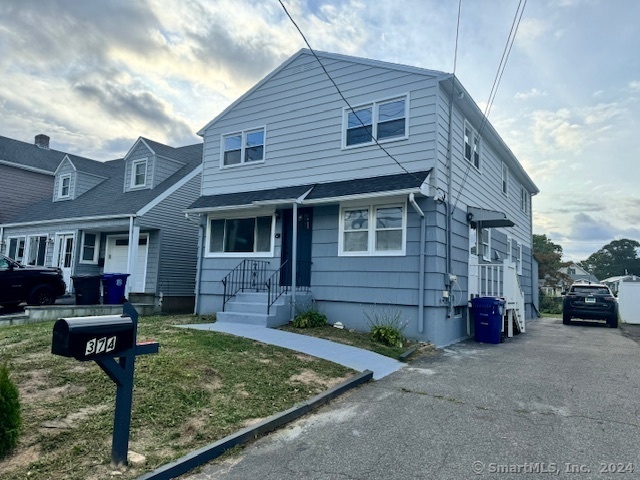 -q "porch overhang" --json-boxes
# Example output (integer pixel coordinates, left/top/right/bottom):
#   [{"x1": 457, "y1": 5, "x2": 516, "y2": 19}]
[
  {"x1": 184, "y1": 170, "x2": 432, "y2": 214},
  {"x1": 467, "y1": 206, "x2": 515, "y2": 228}
]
